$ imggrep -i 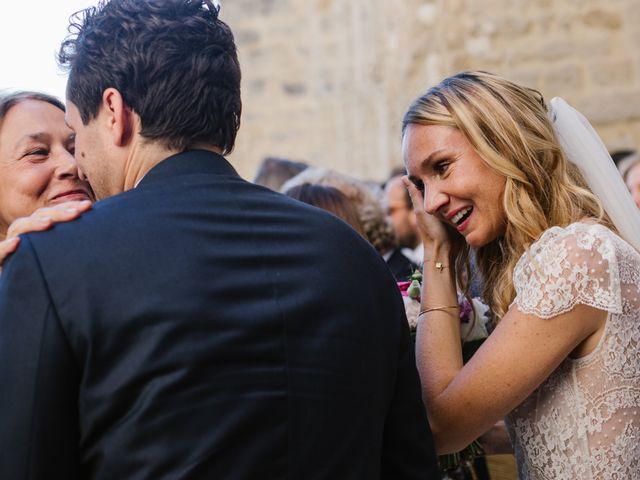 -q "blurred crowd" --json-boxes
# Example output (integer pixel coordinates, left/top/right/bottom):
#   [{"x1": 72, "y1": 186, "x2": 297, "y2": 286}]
[{"x1": 252, "y1": 149, "x2": 640, "y2": 293}]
